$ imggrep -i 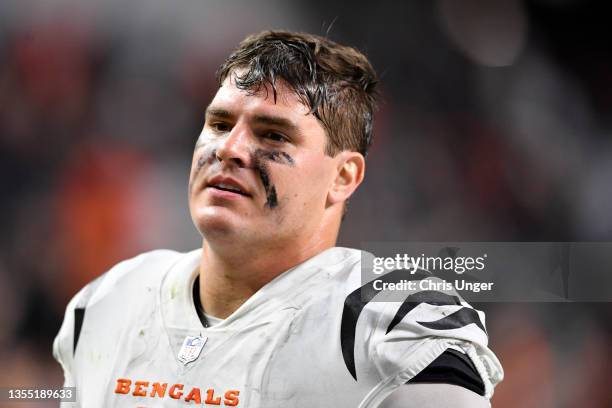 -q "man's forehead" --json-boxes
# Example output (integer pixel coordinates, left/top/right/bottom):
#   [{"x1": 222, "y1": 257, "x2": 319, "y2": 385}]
[{"x1": 210, "y1": 74, "x2": 311, "y2": 117}]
